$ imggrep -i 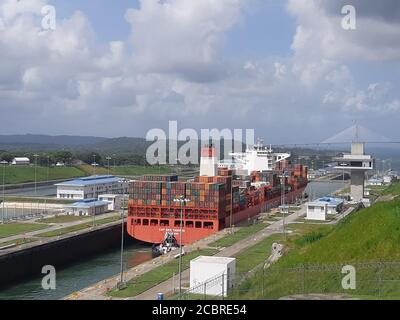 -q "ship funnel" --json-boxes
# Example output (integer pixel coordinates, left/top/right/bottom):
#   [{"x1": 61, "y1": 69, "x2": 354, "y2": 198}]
[{"x1": 200, "y1": 144, "x2": 218, "y2": 177}]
